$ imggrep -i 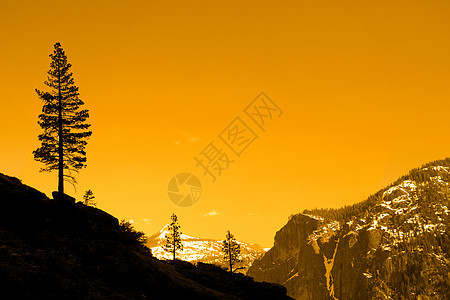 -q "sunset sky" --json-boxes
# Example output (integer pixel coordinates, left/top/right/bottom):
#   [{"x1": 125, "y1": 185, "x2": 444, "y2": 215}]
[{"x1": 1, "y1": 0, "x2": 450, "y2": 247}]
